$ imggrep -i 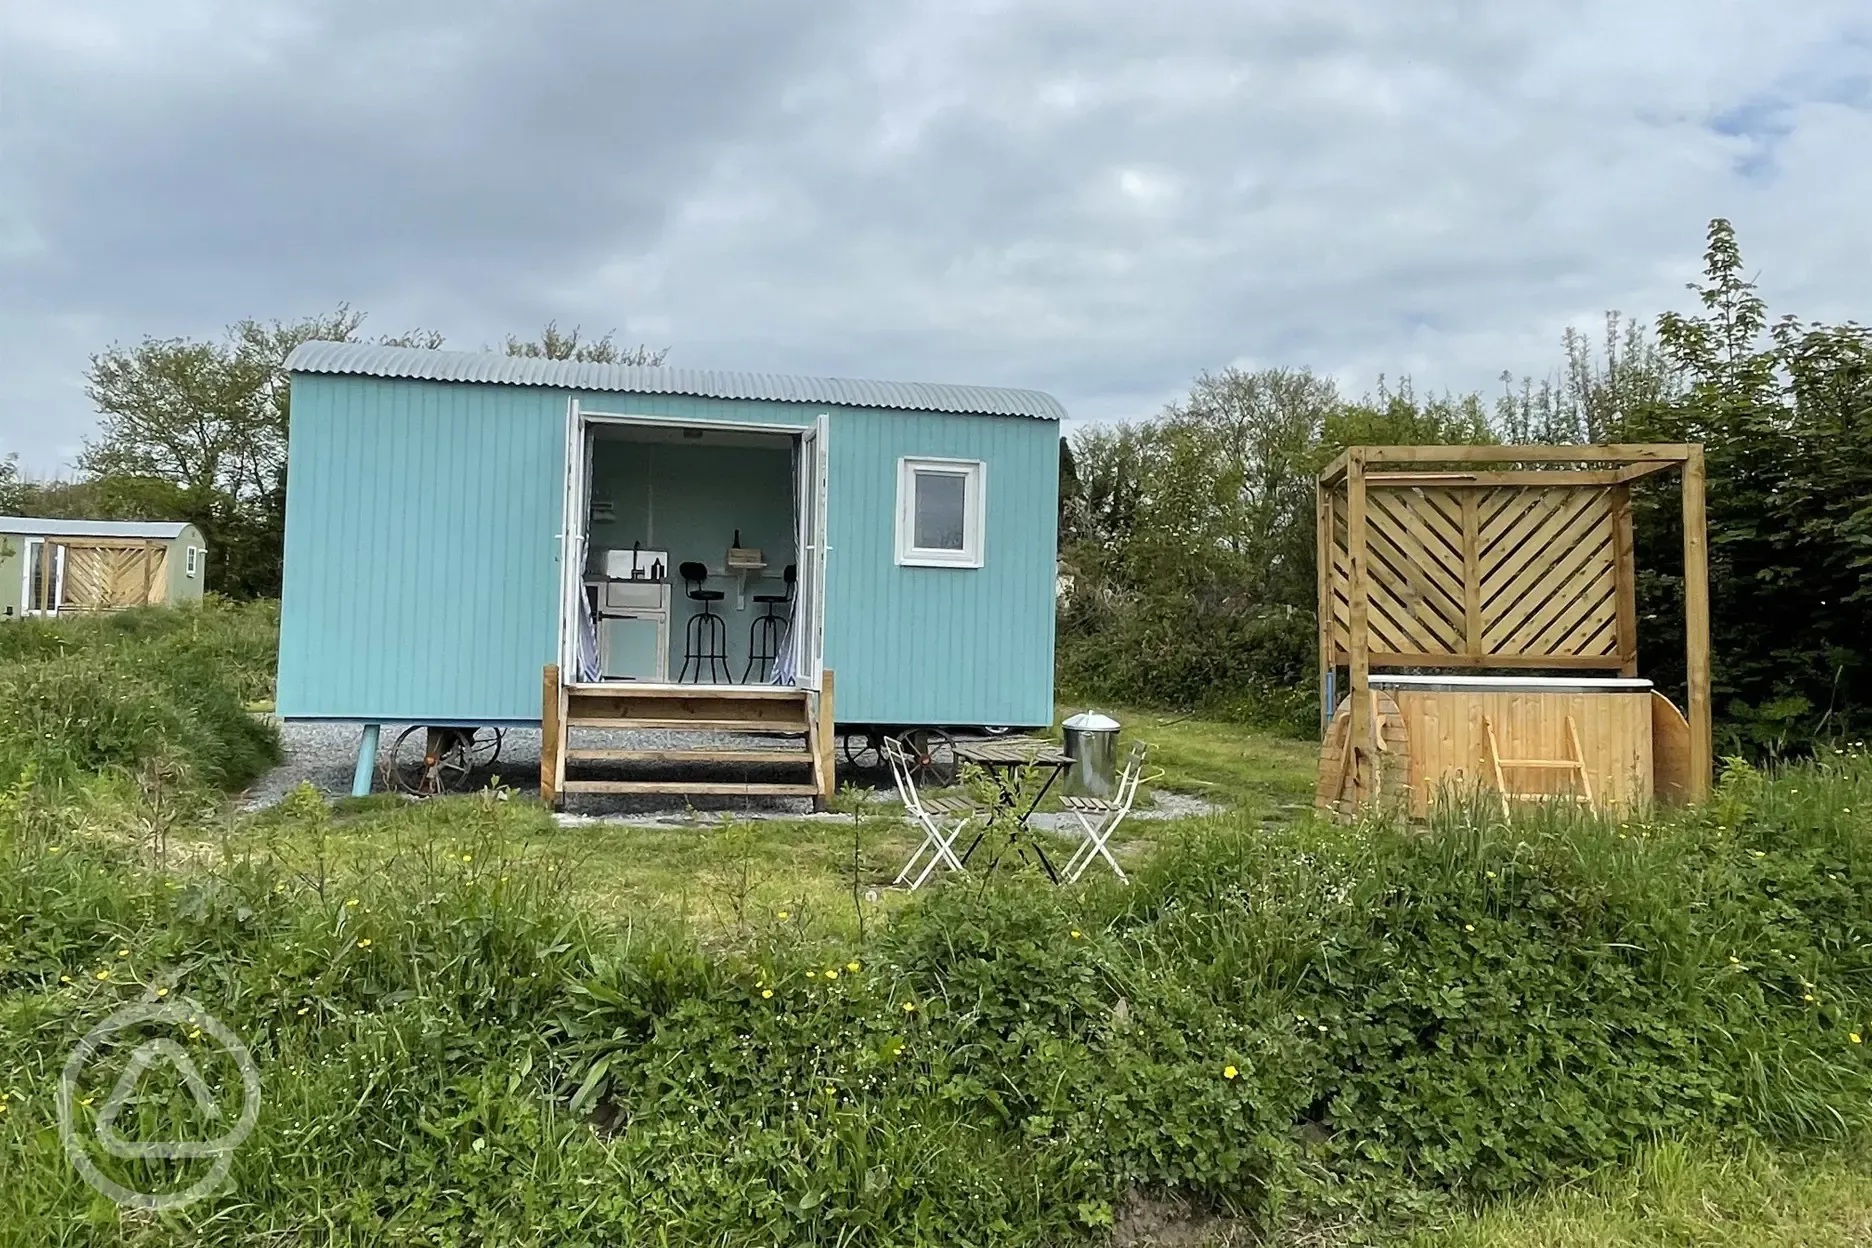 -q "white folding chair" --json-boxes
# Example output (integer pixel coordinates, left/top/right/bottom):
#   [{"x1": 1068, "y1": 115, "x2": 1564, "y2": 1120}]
[
  {"x1": 884, "y1": 736, "x2": 976, "y2": 890},
  {"x1": 1057, "y1": 742, "x2": 1151, "y2": 883}
]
